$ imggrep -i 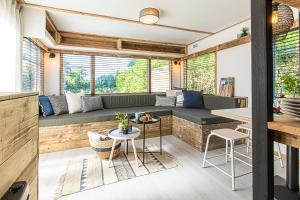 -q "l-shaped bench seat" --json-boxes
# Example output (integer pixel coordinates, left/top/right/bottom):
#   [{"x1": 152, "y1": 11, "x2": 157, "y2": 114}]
[{"x1": 39, "y1": 94, "x2": 244, "y2": 153}]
